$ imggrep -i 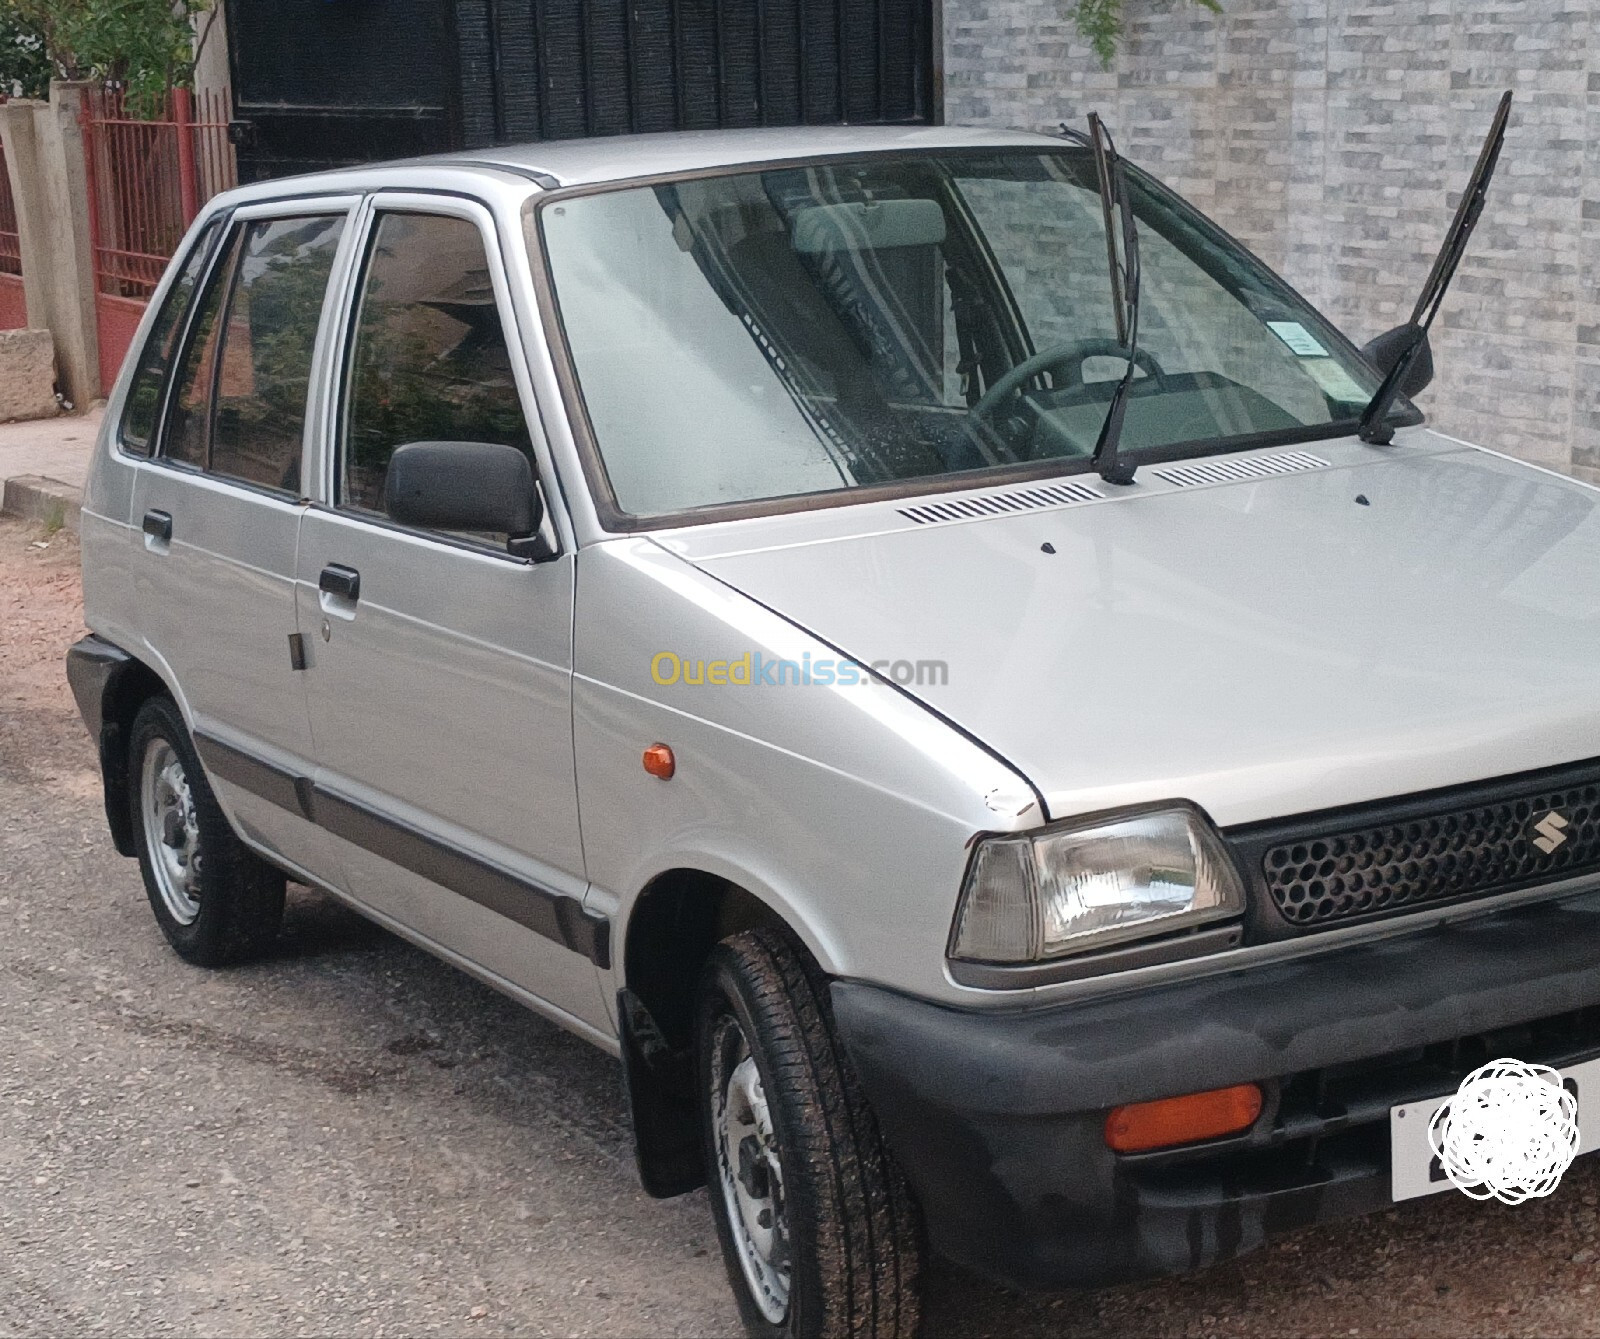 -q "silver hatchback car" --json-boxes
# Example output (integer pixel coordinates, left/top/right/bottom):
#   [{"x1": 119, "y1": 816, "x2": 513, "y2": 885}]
[{"x1": 69, "y1": 117, "x2": 1600, "y2": 1337}]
